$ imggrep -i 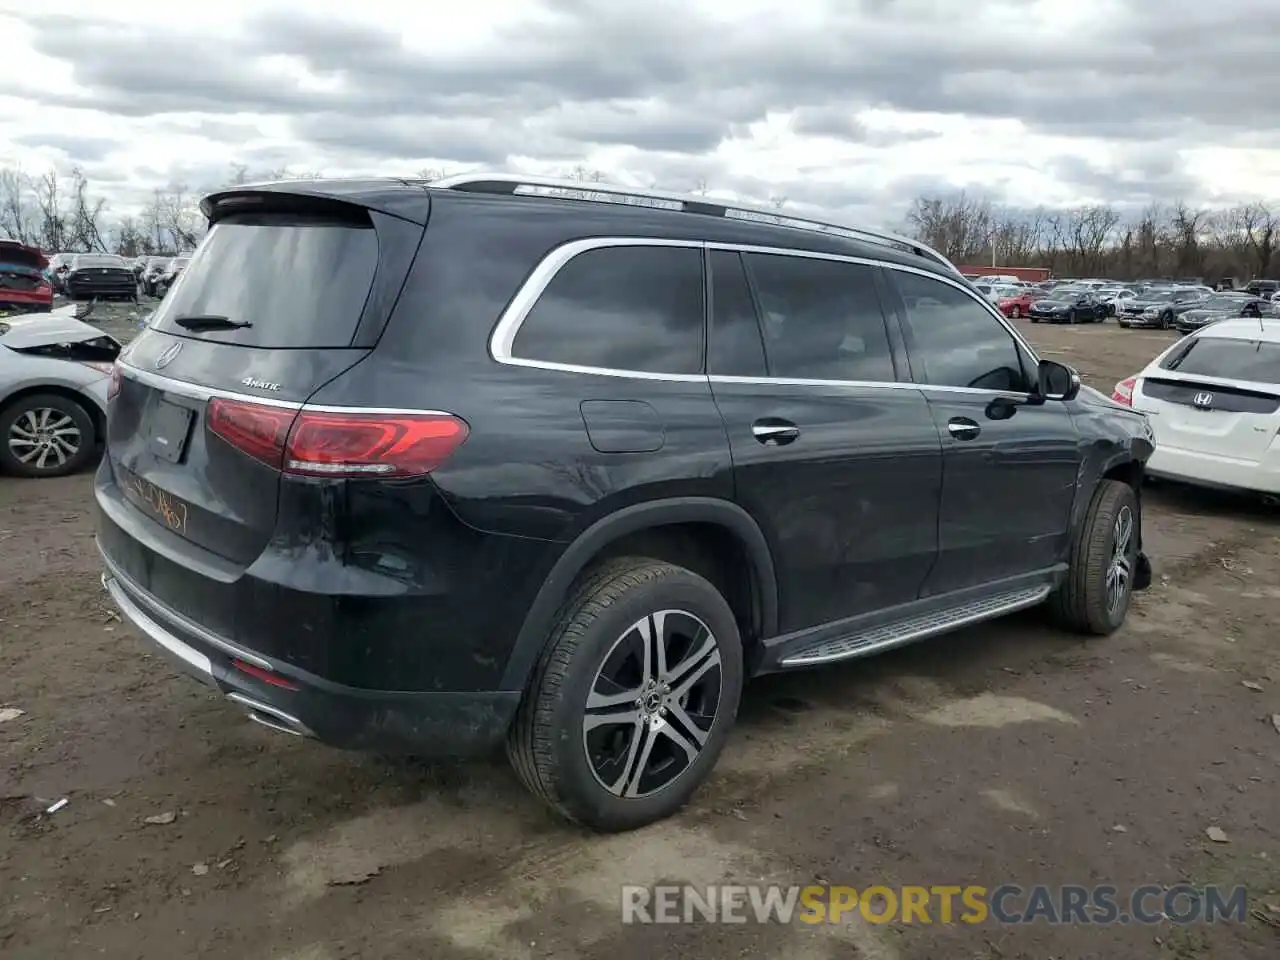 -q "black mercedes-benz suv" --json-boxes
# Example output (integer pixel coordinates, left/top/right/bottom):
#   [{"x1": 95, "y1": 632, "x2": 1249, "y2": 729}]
[{"x1": 95, "y1": 174, "x2": 1154, "y2": 831}]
